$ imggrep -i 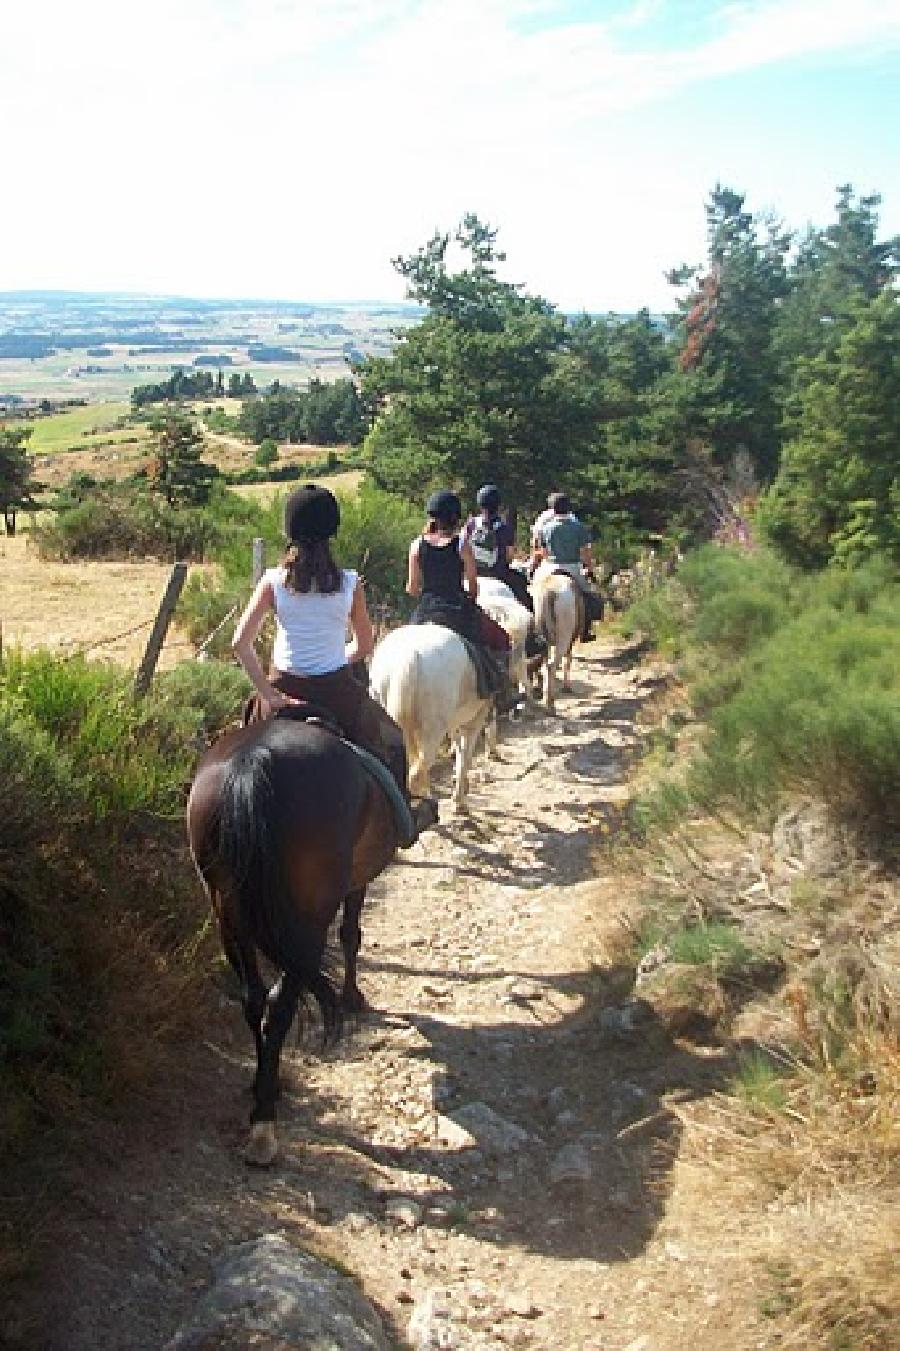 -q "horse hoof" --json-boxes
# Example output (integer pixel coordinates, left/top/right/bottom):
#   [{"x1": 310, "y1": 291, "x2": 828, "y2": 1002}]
[{"x1": 243, "y1": 1121, "x2": 278, "y2": 1168}]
